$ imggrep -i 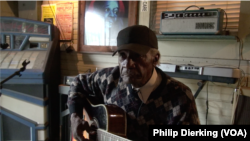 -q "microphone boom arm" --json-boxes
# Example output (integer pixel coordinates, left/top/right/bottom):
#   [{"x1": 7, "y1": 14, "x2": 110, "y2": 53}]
[{"x1": 0, "y1": 60, "x2": 30, "y2": 87}]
